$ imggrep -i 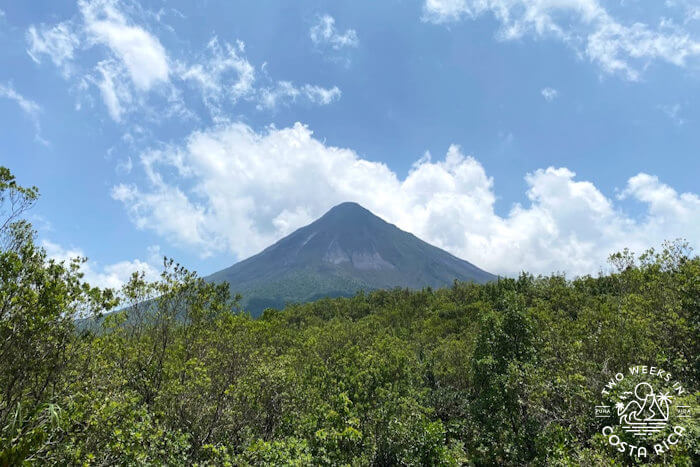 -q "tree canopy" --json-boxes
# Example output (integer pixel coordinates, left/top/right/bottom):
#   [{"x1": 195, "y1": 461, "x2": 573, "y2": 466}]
[{"x1": 0, "y1": 167, "x2": 697, "y2": 465}]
